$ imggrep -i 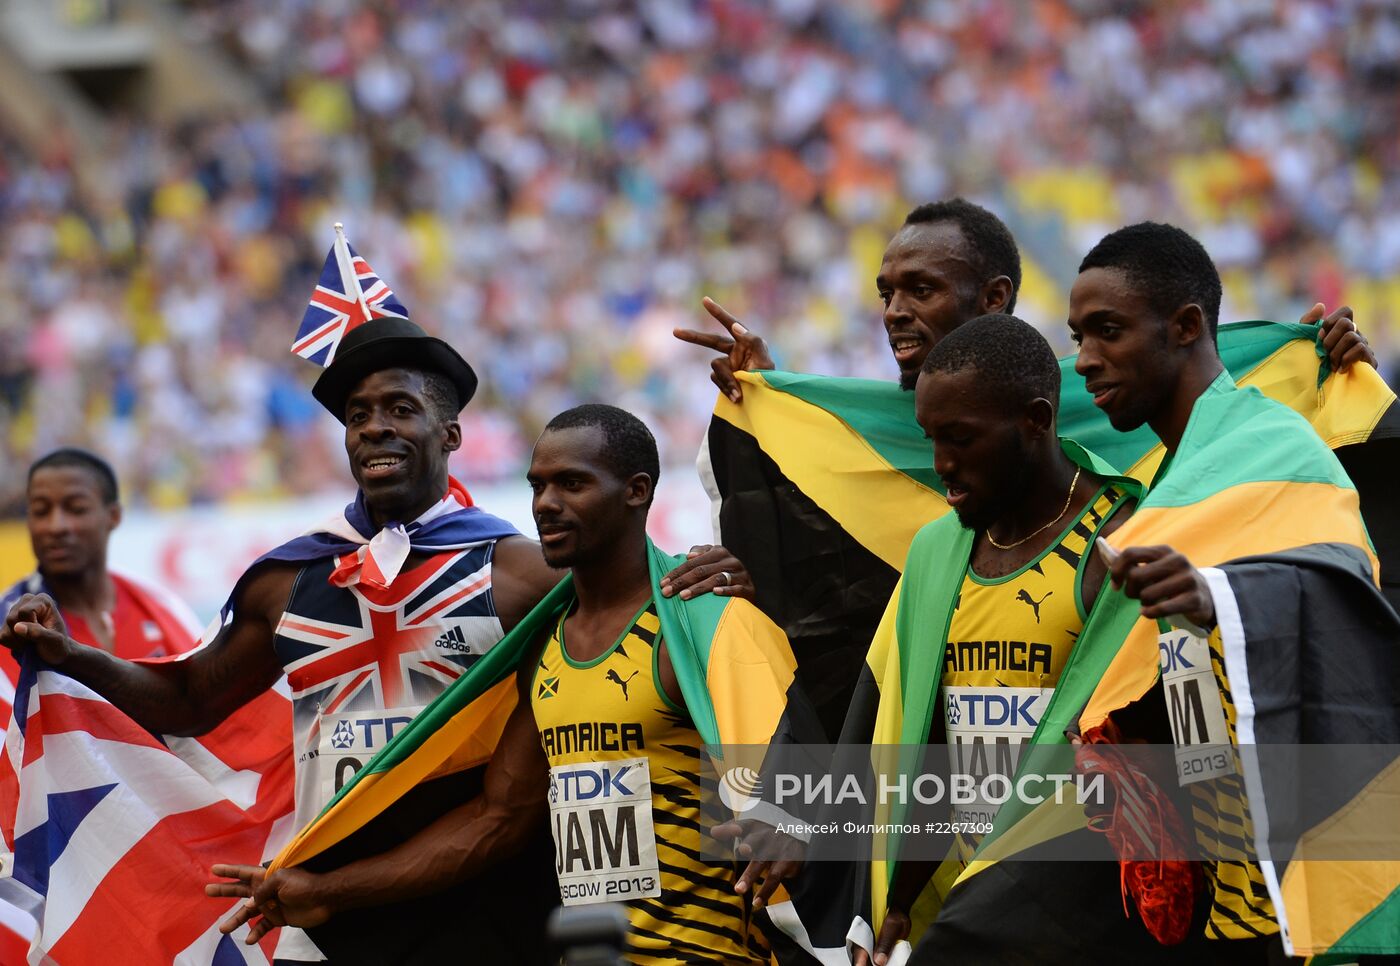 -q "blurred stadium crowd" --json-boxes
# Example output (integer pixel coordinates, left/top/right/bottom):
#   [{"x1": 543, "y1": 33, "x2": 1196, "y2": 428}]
[{"x1": 2, "y1": 0, "x2": 1399, "y2": 516}]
